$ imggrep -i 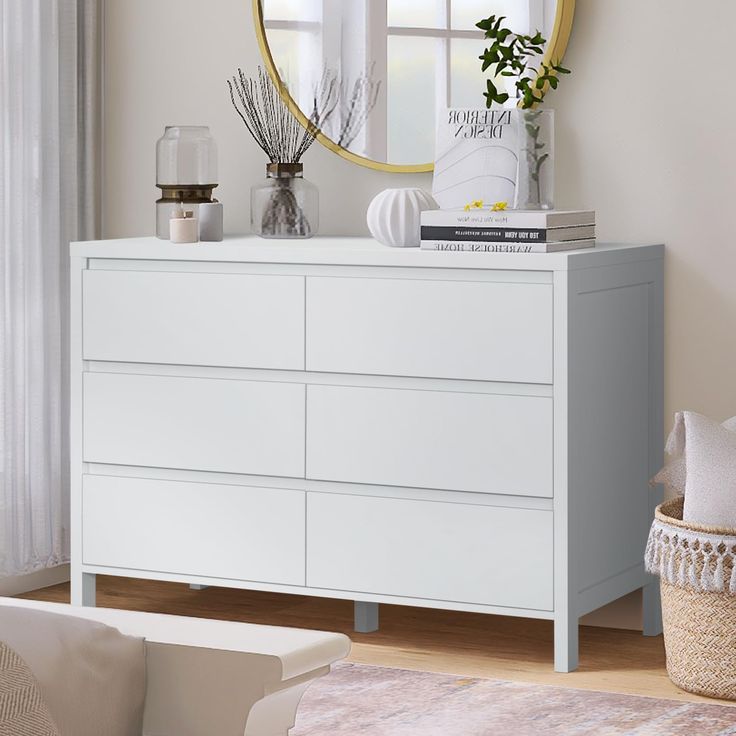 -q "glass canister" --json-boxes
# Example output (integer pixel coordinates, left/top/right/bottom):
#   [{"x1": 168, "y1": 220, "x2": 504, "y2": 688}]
[
  {"x1": 515, "y1": 109, "x2": 554, "y2": 210},
  {"x1": 156, "y1": 126, "x2": 218, "y2": 239},
  {"x1": 251, "y1": 163, "x2": 318, "y2": 239}
]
